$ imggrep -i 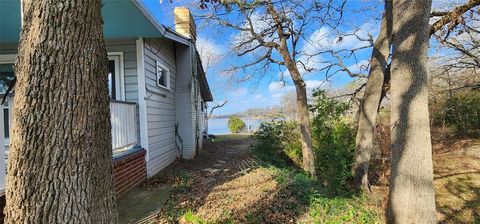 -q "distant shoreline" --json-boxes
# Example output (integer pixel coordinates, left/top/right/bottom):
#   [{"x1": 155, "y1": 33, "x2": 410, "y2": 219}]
[{"x1": 209, "y1": 115, "x2": 281, "y2": 119}]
